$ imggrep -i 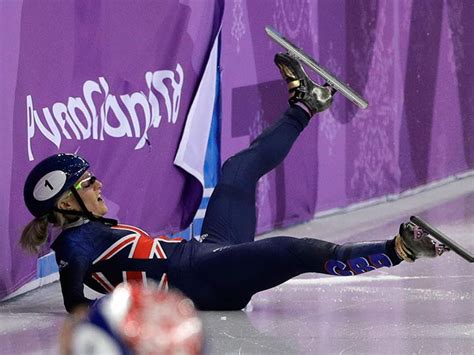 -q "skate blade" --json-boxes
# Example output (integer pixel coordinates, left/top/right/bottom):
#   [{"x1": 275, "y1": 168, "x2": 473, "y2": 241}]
[
  {"x1": 265, "y1": 25, "x2": 369, "y2": 110},
  {"x1": 410, "y1": 216, "x2": 474, "y2": 263}
]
